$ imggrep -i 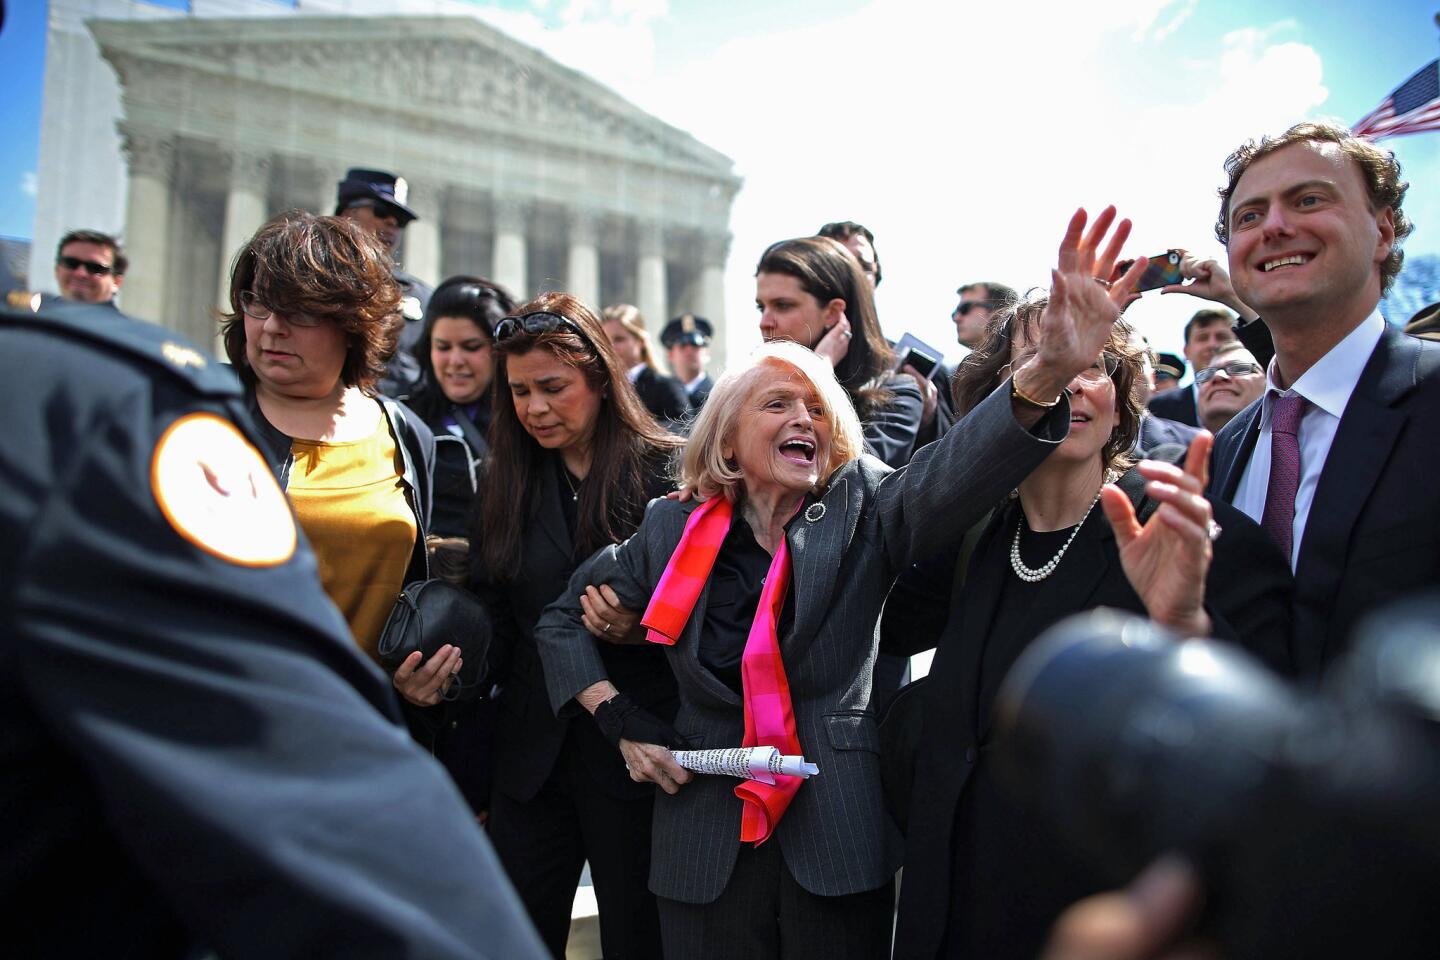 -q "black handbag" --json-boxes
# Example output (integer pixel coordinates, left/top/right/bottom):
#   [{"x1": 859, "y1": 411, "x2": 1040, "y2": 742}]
[{"x1": 377, "y1": 579, "x2": 493, "y2": 701}]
